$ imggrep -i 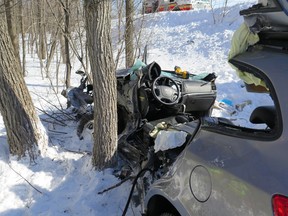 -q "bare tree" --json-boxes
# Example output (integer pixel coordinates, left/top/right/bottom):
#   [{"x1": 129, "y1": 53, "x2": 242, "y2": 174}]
[
  {"x1": 0, "y1": 19, "x2": 48, "y2": 161},
  {"x1": 210, "y1": 0, "x2": 230, "y2": 24},
  {"x1": 27, "y1": 1, "x2": 37, "y2": 56},
  {"x1": 116, "y1": 0, "x2": 124, "y2": 43},
  {"x1": 4, "y1": 0, "x2": 21, "y2": 69},
  {"x1": 63, "y1": 0, "x2": 72, "y2": 88},
  {"x1": 84, "y1": 0, "x2": 118, "y2": 169},
  {"x1": 113, "y1": 0, "x2": 147, "y2": 68},
  {"x1": 18, "y1": 0, "x2": 26, "y2": 76},
  {"x1": 125, "y1": 0, "x2": 135, "y2": 67},
  {"x1": 36, "y1": 0, "x2": 47, "y2": 60},
  {"x1": 45, "y1": 27, "x2": 60, "y2": 72}
]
